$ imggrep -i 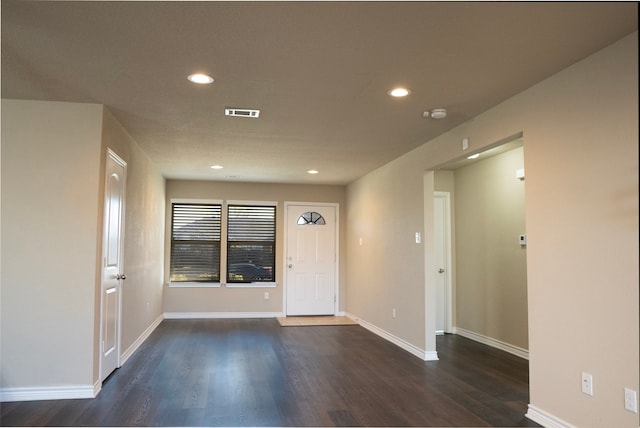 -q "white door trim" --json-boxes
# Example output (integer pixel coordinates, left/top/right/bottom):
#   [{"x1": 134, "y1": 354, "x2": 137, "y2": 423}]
[
  {"x1": 283, "y1": 202, "x2": 340, "y2": 316},
  {"x1": 99, "y1": 148, "x2": 126, "y2": 381},
  {"x1": 434, "y1": 191, "x2": 453, "y2": 334}
]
